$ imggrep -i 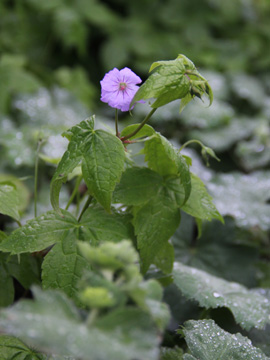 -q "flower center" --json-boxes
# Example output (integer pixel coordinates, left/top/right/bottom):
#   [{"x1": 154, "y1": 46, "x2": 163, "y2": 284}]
[{"x1": 119, "y1": 82, "x2": 127, "y2": 91}]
